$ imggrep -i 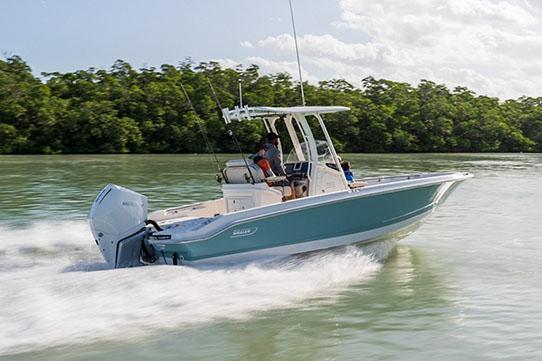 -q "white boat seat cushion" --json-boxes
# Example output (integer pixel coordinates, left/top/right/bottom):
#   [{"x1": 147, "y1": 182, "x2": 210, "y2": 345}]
[{"x1": 224, "y1": 160, "x2": 266, "y2": 184}]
